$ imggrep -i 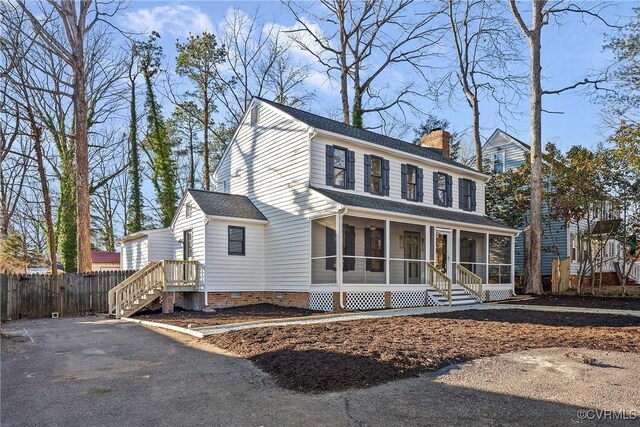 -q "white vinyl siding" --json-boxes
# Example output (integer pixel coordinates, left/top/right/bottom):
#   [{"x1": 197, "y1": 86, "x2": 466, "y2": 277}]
[
  {"x1": 213, "y1": 101, "x2": 337, "y2": 292},
  {"x1": 120, "y1": 228, "x2": 175, "y2": 270},
  {"x1": 172, "y1": 193, "x2": 206, "y2": 289},
  {"x1": 310, "y1": 137, "x2": 486, "y2": 216},
  {"x1": 206, "y1": 220, "x2": 265, "y2": 291}
]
